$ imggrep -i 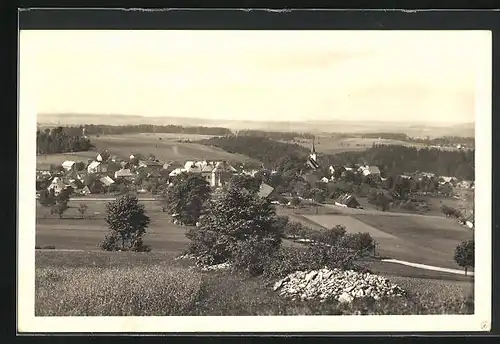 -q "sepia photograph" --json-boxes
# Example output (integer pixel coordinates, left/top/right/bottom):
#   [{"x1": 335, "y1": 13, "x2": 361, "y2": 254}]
[{"x1": 18, "y1": 28, "x2": 491, "y2": 333}]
